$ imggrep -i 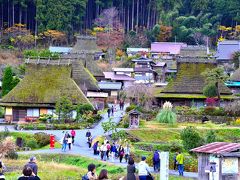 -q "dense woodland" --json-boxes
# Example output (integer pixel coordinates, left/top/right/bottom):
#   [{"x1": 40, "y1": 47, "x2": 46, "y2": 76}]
[{"x1": 0, "y1": 0, "x2": 240, "y2": 45}]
